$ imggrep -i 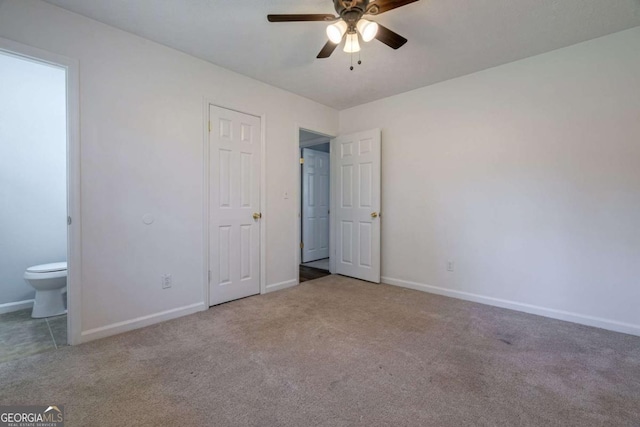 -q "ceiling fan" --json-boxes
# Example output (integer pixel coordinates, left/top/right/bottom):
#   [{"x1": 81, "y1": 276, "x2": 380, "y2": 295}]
[{"x1": 268, "y1": 0, "x2": 419, "y2": 62}]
